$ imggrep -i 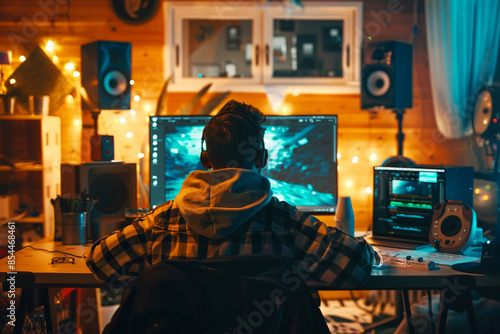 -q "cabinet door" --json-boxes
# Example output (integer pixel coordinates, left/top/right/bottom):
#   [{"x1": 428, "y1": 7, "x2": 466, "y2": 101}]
[
  {"x1": 166, "y1": 4, "x2": 262, "y2": 90},
  {"x1": 262, "y1": 3, "x2": 361, "y2": 86}
]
